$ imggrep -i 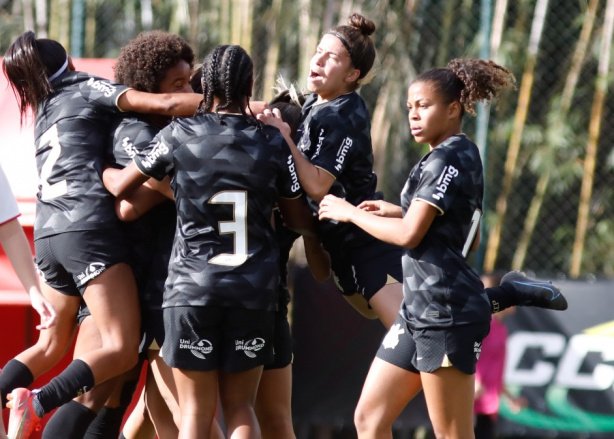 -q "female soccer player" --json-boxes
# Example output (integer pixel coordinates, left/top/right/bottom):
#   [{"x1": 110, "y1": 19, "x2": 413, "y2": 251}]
[
  {"x1": 40, "y1": 30, "x2": 202, "y2": 439},
  {"x1": 1, "y1": 31, "x2": 203, "y2": 439},
  {"x1": 260, "y1": 13, "x2": 405, "y2": 329},
  {"x1": 317, "y1": 58, "x2": 521, "y2": 438},
  {"x1": 103, "y1": 44, "x2": 306, "y2": 439},
  {"x1": 258, "y1": 13, "x2": 567, "y2": 332}
]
